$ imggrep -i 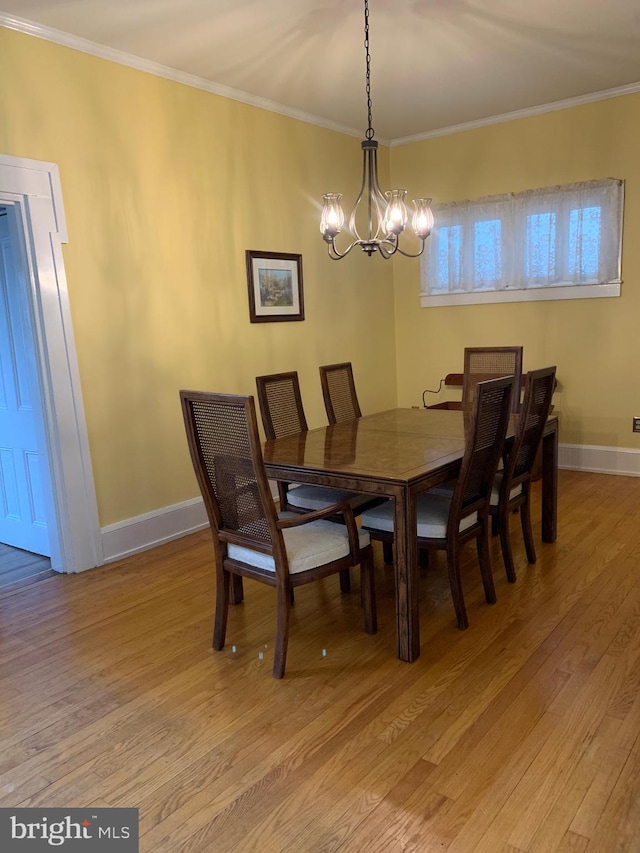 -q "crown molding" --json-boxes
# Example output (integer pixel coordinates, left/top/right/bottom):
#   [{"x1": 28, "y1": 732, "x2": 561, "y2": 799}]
[
  {"x1": 3, "y1": 13, "x2": 638, "y2": 148},
  {"x1": 0, "y1": 12, "x2": 364, "y2": 139},
  {"x1": 390, "y1": 81, "x2": 640, "y2": 147}
]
